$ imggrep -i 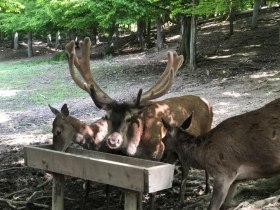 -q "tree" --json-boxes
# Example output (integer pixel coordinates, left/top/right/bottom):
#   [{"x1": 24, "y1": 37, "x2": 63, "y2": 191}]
[{"x1": 252, "y1": 0, "x2": 261, "y2": 29}]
